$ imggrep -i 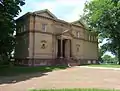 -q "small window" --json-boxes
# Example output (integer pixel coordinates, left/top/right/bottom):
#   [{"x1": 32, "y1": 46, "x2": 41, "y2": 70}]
[
  {"x1": 42, "y1": 24, "x2": 47, "y2": 32},
  {"x1": 77, "y1": 32, "x2": 80, "y2": 38}
]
